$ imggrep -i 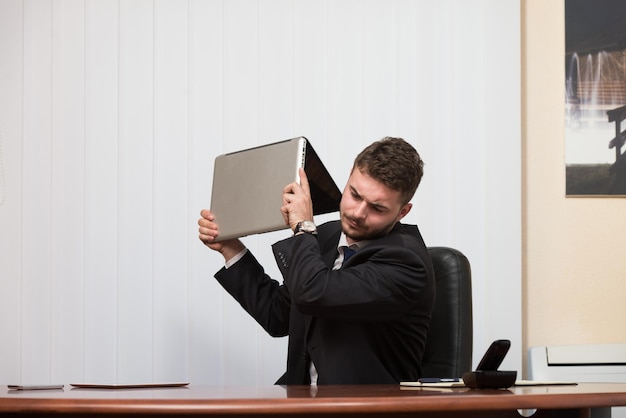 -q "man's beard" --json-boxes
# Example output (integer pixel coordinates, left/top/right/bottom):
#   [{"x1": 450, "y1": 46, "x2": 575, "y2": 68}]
[{"x1": 341, "y1": 214, "x2": 397, "y2": 242}]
